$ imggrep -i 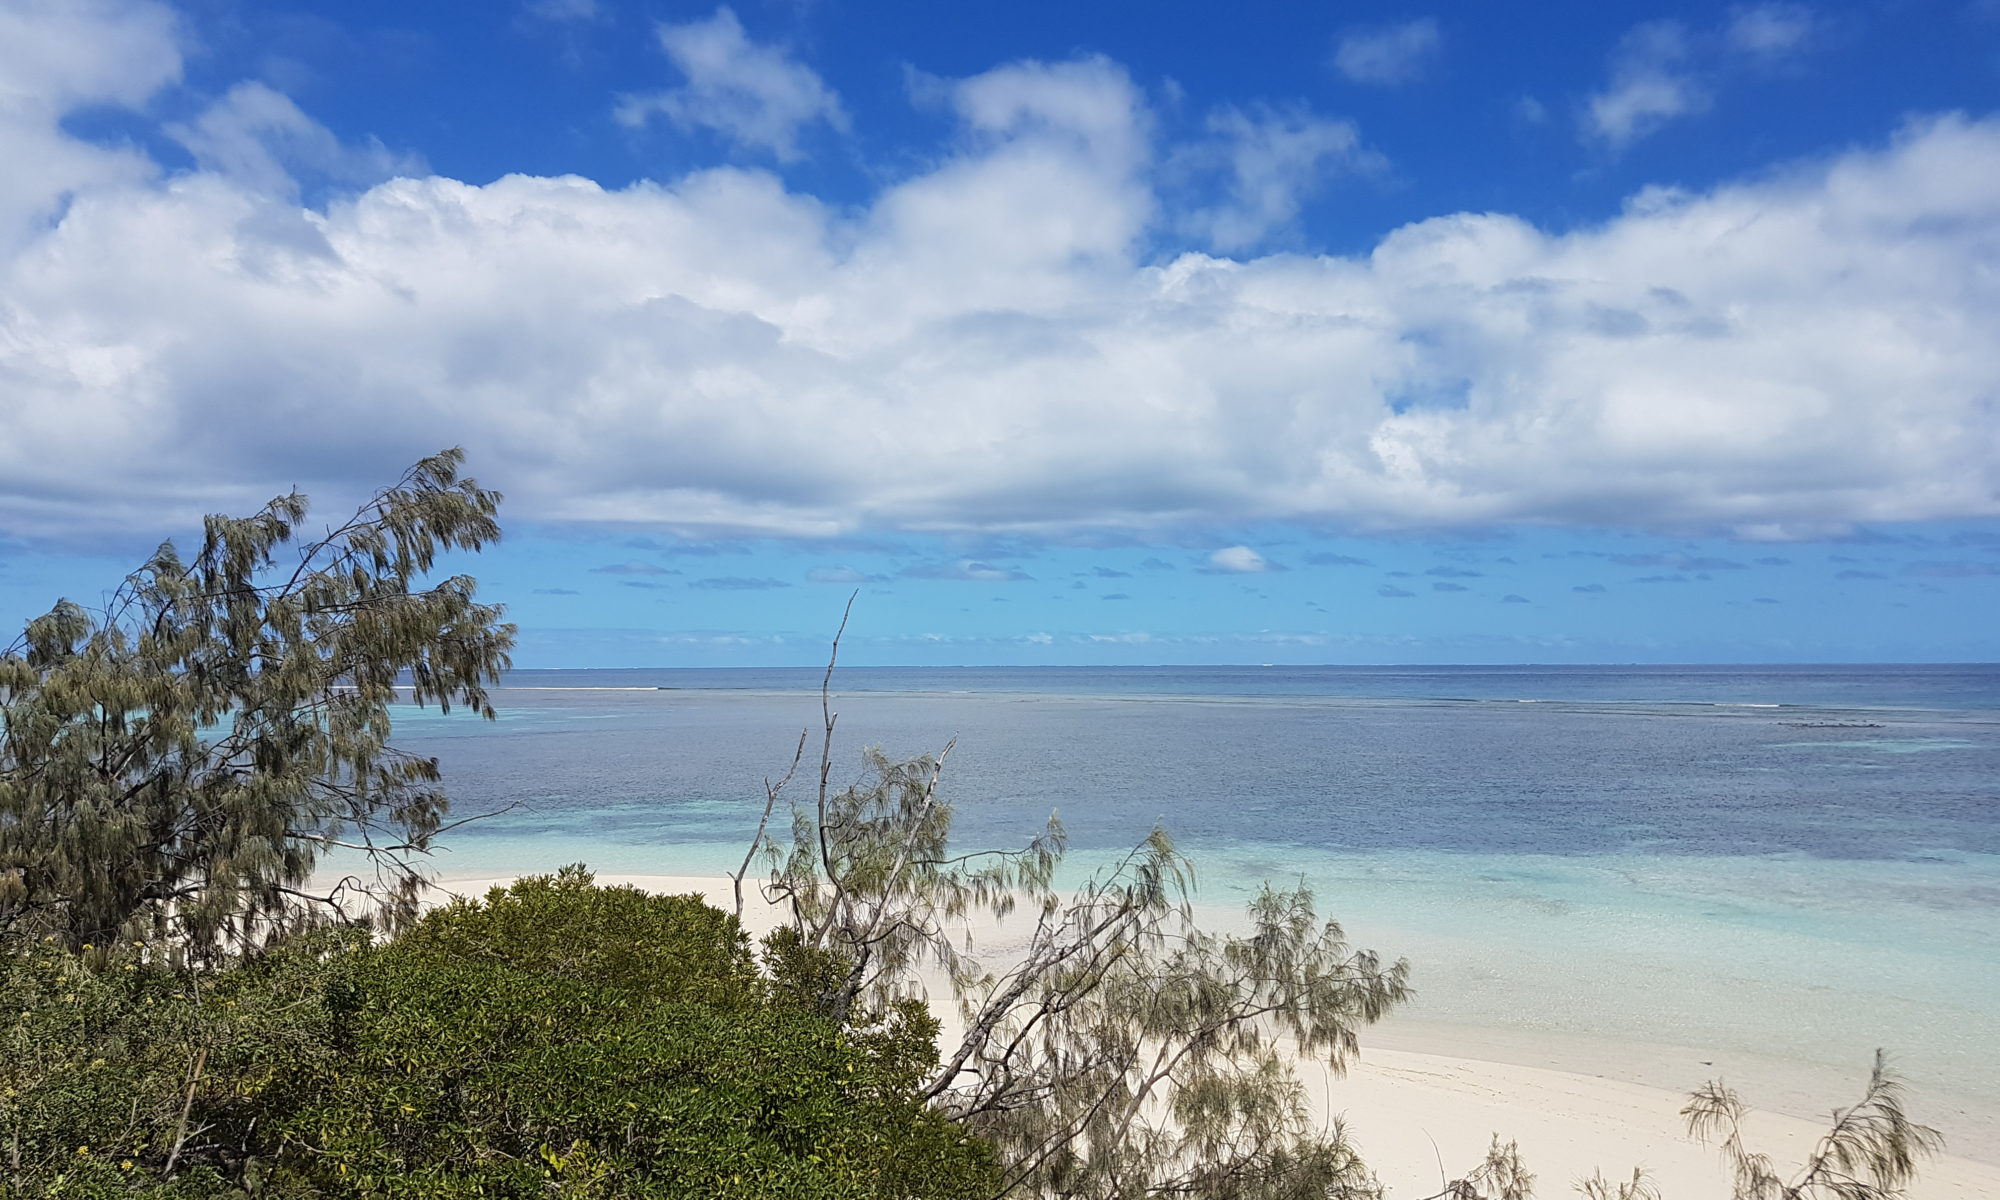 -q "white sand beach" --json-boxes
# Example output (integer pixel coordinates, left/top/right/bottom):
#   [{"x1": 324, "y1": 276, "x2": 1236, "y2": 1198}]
[{"x1": 426, "y1": 871, "x2": 2000, "y2": 1199}]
